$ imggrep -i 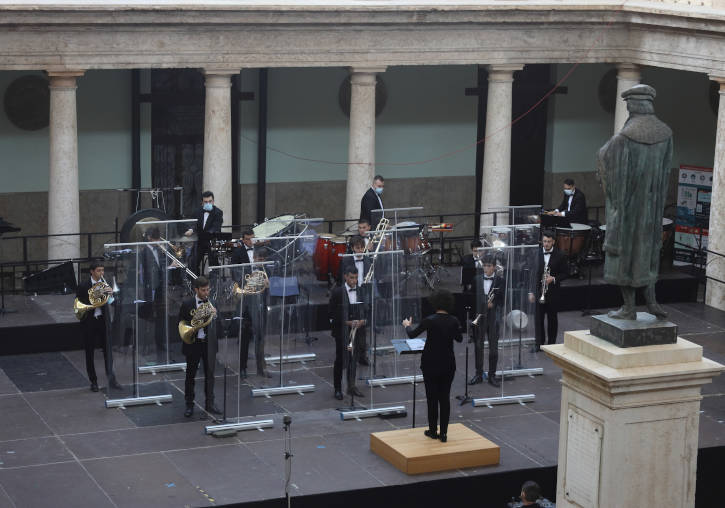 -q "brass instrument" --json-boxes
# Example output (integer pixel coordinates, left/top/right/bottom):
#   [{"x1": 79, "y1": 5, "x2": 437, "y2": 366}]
[
  {"x1": 232, "y1": 269, "x2": 269, "y2": 297},
  {"x1": 539, "y1": 265, "x2": 551, "y2": 304},
  {"x1": 73, "y1": 278, "x2": 112, "y2": 320},
  {"x1": 363, "y1": 217, "x2": 390, "y2": 285},
  {"x1": 178, "y1": 300, "x2": 216, "y2": 344},
  {"x1": 158, "y1": 238, "x2": 197, "y2": 280},
  {"x1": 472, "y1": 287, "x2": 496, "y2": 327}
]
